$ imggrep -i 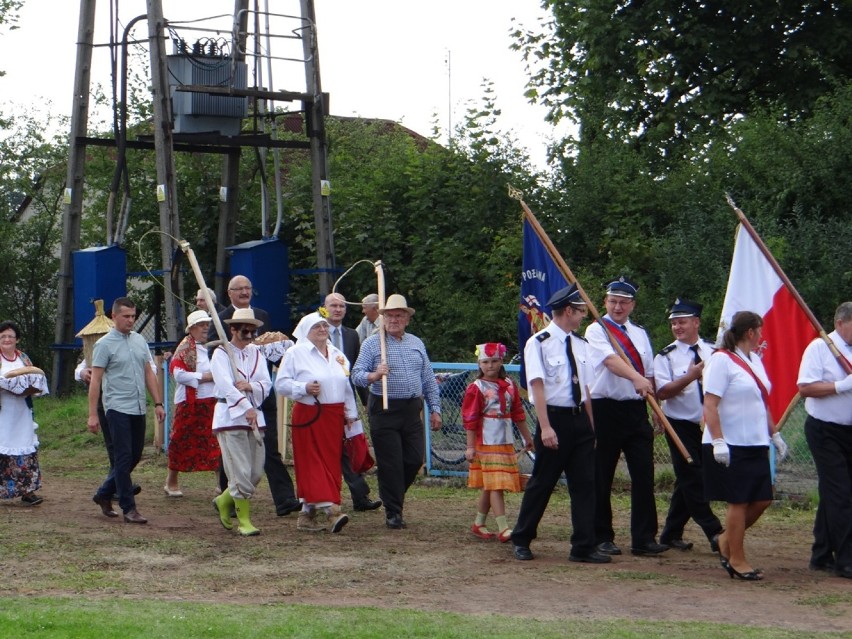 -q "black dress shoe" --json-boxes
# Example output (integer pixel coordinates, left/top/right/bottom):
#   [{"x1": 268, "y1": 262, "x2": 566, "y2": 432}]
[
  {"x1": 354, "y1": 499, "x2": 383, "y2": 512},
  {"x1": 386, "y1": 513, "x2": 406, "y2": 529},
  {"x1": 631, "y1": 542, "x2": 670, "y2": 556},
  {"x1": 809, "y1": 561, "x2": 835, "y2": 573},
  {"x1": 569, "y1": 551, "x2": 612, "y2": 564},
  {"x1": 92, "y1": 494, "x2": 118, "y2": 518},
  {"x1": 123, "y1": 508, "x2": 148, "y2": 524},
  {"x1": 835, "y1": 565, "x2": 852, "y2": 579},
  {"x1": 664, "y1": 539, "x2": 694, "y2": 551},
  {"x1": 513, "y1": 544, "x2": 534, "y2": 561},
  {"x1": 710, "y1": 533, "x2": 722, "y2": 553},
  {"x1": 596, "y1": 541, "x2": 622, "y2": 555},
  {"x1": 809, "y1": 560, "x2": 835, "y2": 573},
  {"x1": 276, "y1": 498, "x2": 302, "y2": 516}
]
